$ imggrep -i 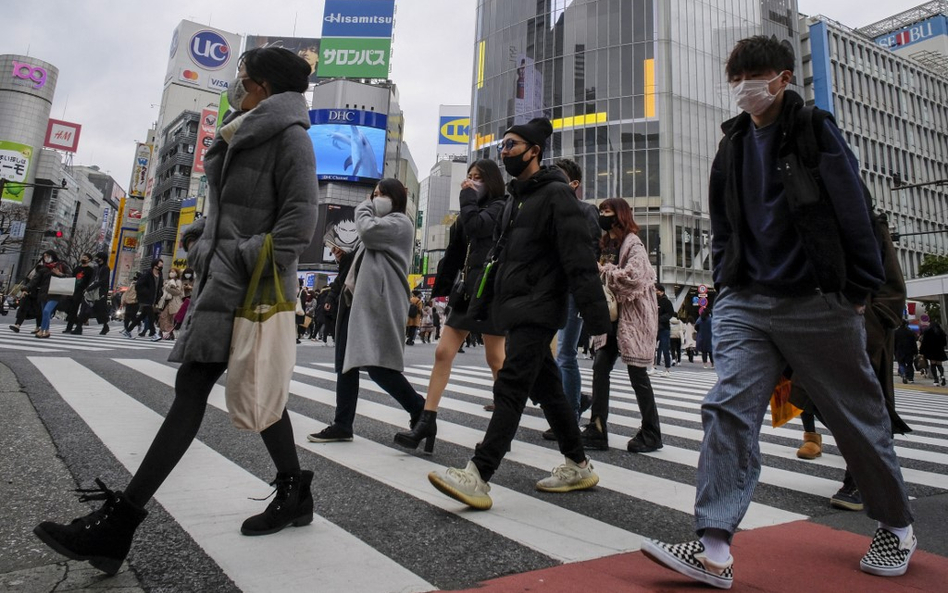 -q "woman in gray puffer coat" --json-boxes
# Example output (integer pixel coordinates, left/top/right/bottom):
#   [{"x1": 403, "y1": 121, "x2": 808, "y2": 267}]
[
  {"x1": 34, "y1": 47, "x2": 318, "y2": 575},
  {"x1": 307, "y1": 178, "x2": 425, "y2": 443}
]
